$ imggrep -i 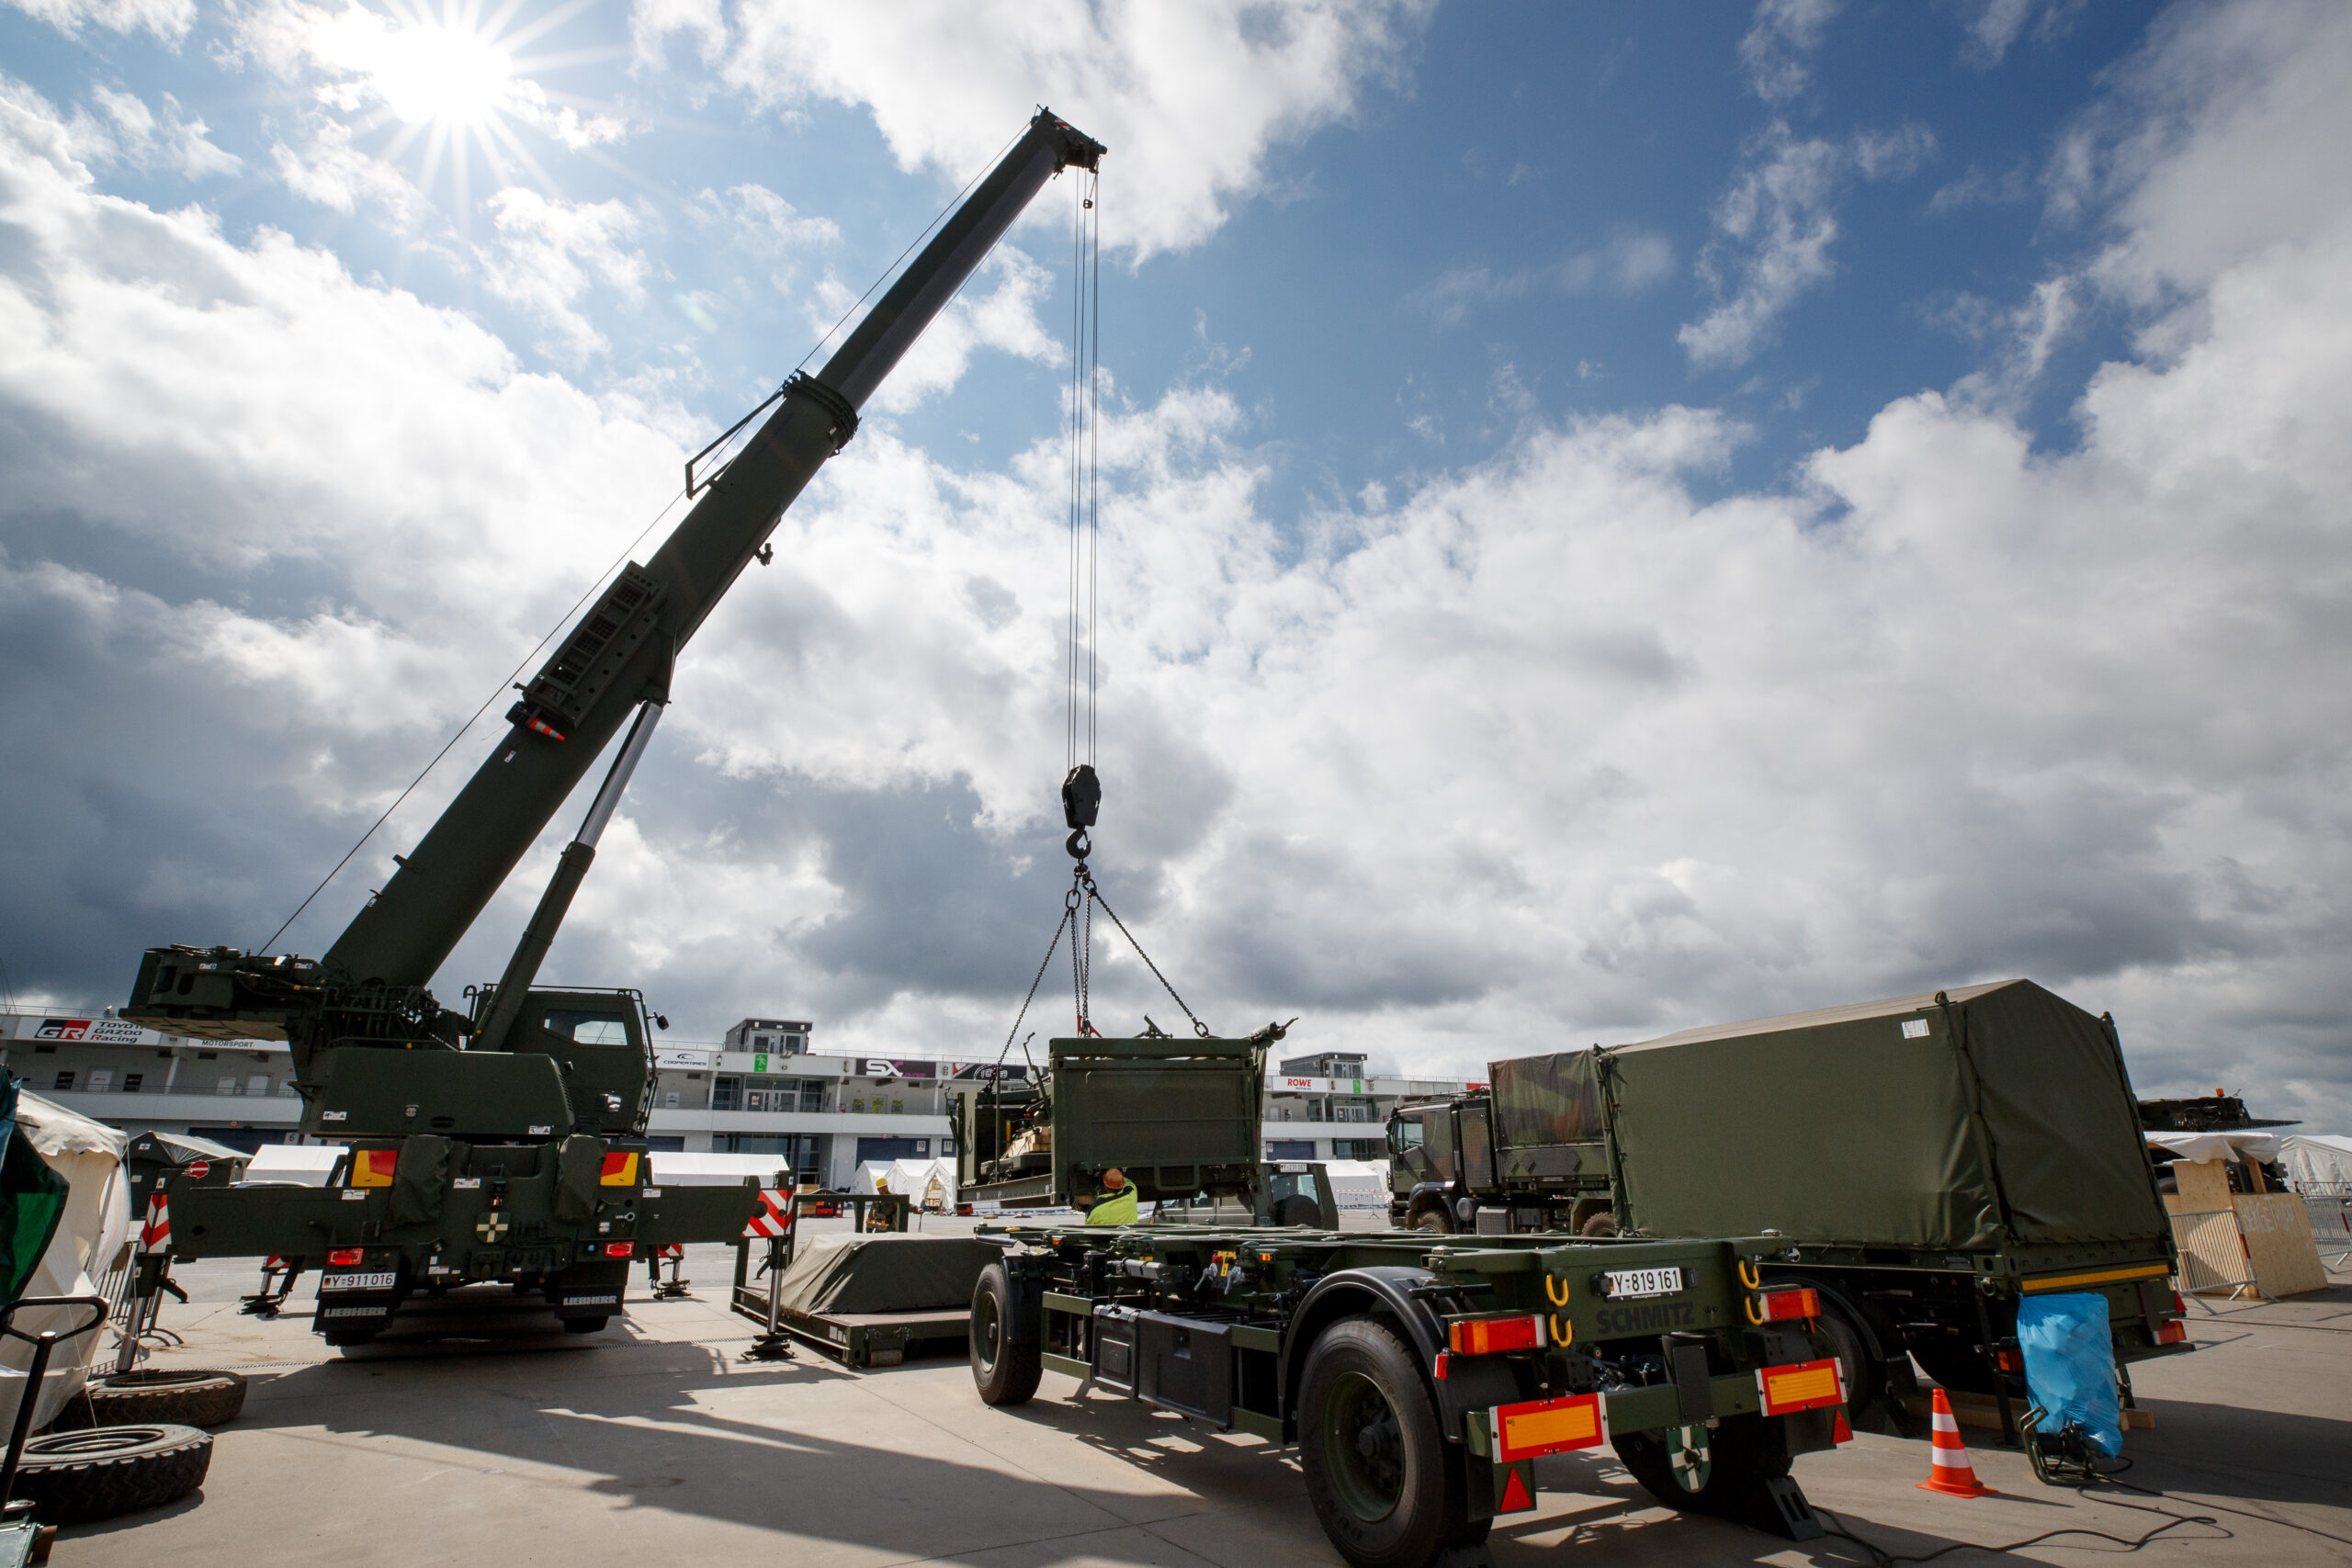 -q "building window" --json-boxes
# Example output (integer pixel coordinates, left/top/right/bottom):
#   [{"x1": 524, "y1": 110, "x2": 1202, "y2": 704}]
[
  {"x1": 32, "y1": 1045, "x2": 55, "y2": 1055},
  {"x1": 784, "y1": 1032, "x2": 807, "y2": 1054},
  {"x1": 197, "y1": 1051, "x2": 218, "y2": 1061},
  {"x1": 51, "y1": 1071, "x2": 74, "y2": 1091},
  {"x1": 216, "y1": 1077, "x2": 237, "y2": 1095},
  {"x1": 752, "y1": 1034, "x2": 774, "y2": 1052},
  {"x1": 1266, "y1": 1139, "x2": 1315, "y2": 1161},
  {"x1": 1333, "y1": 1139, "x2": 1381, "y2": 1160},
  {"x1": 800, "y1": 1081, "x2": 824, "y2": 1112},
  {"x1": 122, "y1": 1074, "x2": 143, "y2": 1093},
  {"x1": 87, "y1": 1069, "x2": 113, "y2": 1092},
  {"x1": 711, "y1": 1077, "x2": 740, "y2": 1111}
]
